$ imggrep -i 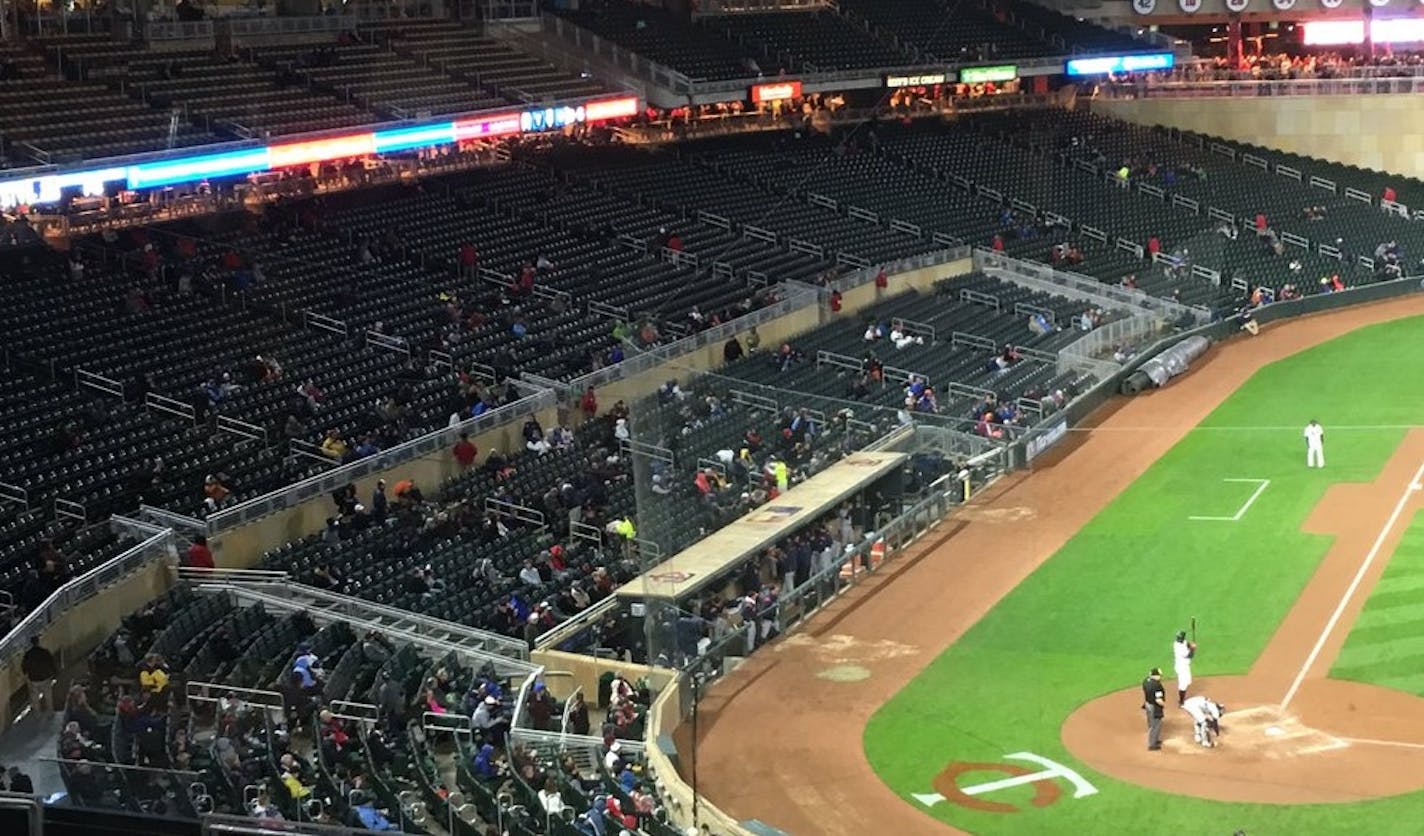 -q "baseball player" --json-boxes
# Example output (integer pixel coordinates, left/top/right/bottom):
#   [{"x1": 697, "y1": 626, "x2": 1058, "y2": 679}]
[
  {"x1": 1304, "y1": 419, "x2": 1325, "y2": 468},
  {"x1": 1182, "y1": 695, "x2": 1225, "y2": 747},
  {"x1": 1172, "y1": 630, "x2": 1196, "y2": 706}
]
